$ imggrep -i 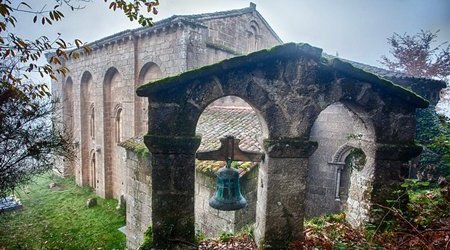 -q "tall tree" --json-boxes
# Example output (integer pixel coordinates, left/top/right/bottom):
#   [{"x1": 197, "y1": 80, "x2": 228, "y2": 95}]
[
  {"x1": 380, "y1": 30, "x2": 450, "y2": 82},
  {"x1": 0, "y1": 0, "x2": 159, "y2": 197},
  {"x1": 381, "y1": 30, "x2": 450, "y2": 179}
]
